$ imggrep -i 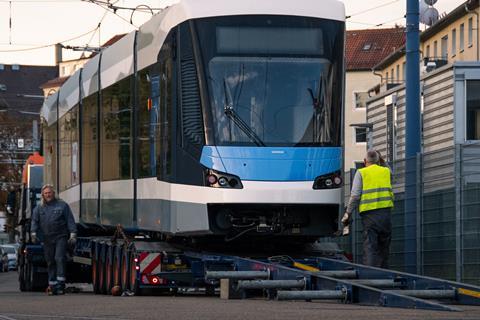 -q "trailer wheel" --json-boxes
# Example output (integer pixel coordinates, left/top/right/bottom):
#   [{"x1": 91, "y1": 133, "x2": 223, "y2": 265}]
[
  {"x1": 98, "y1": 244, "x2": 106, "y2": 294},
  {"x1": 92, "y1": 243, "x2": 100, "y2": 294},
  {"x1": 121, "y1": 249, "x2": 130, "y2": 292},
  {"x1": 105, "y1": 245, "x2": 113, "y2": 294},
  {"x1": 113, "y1": 246, "x2": 122, "y2": 288}
]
